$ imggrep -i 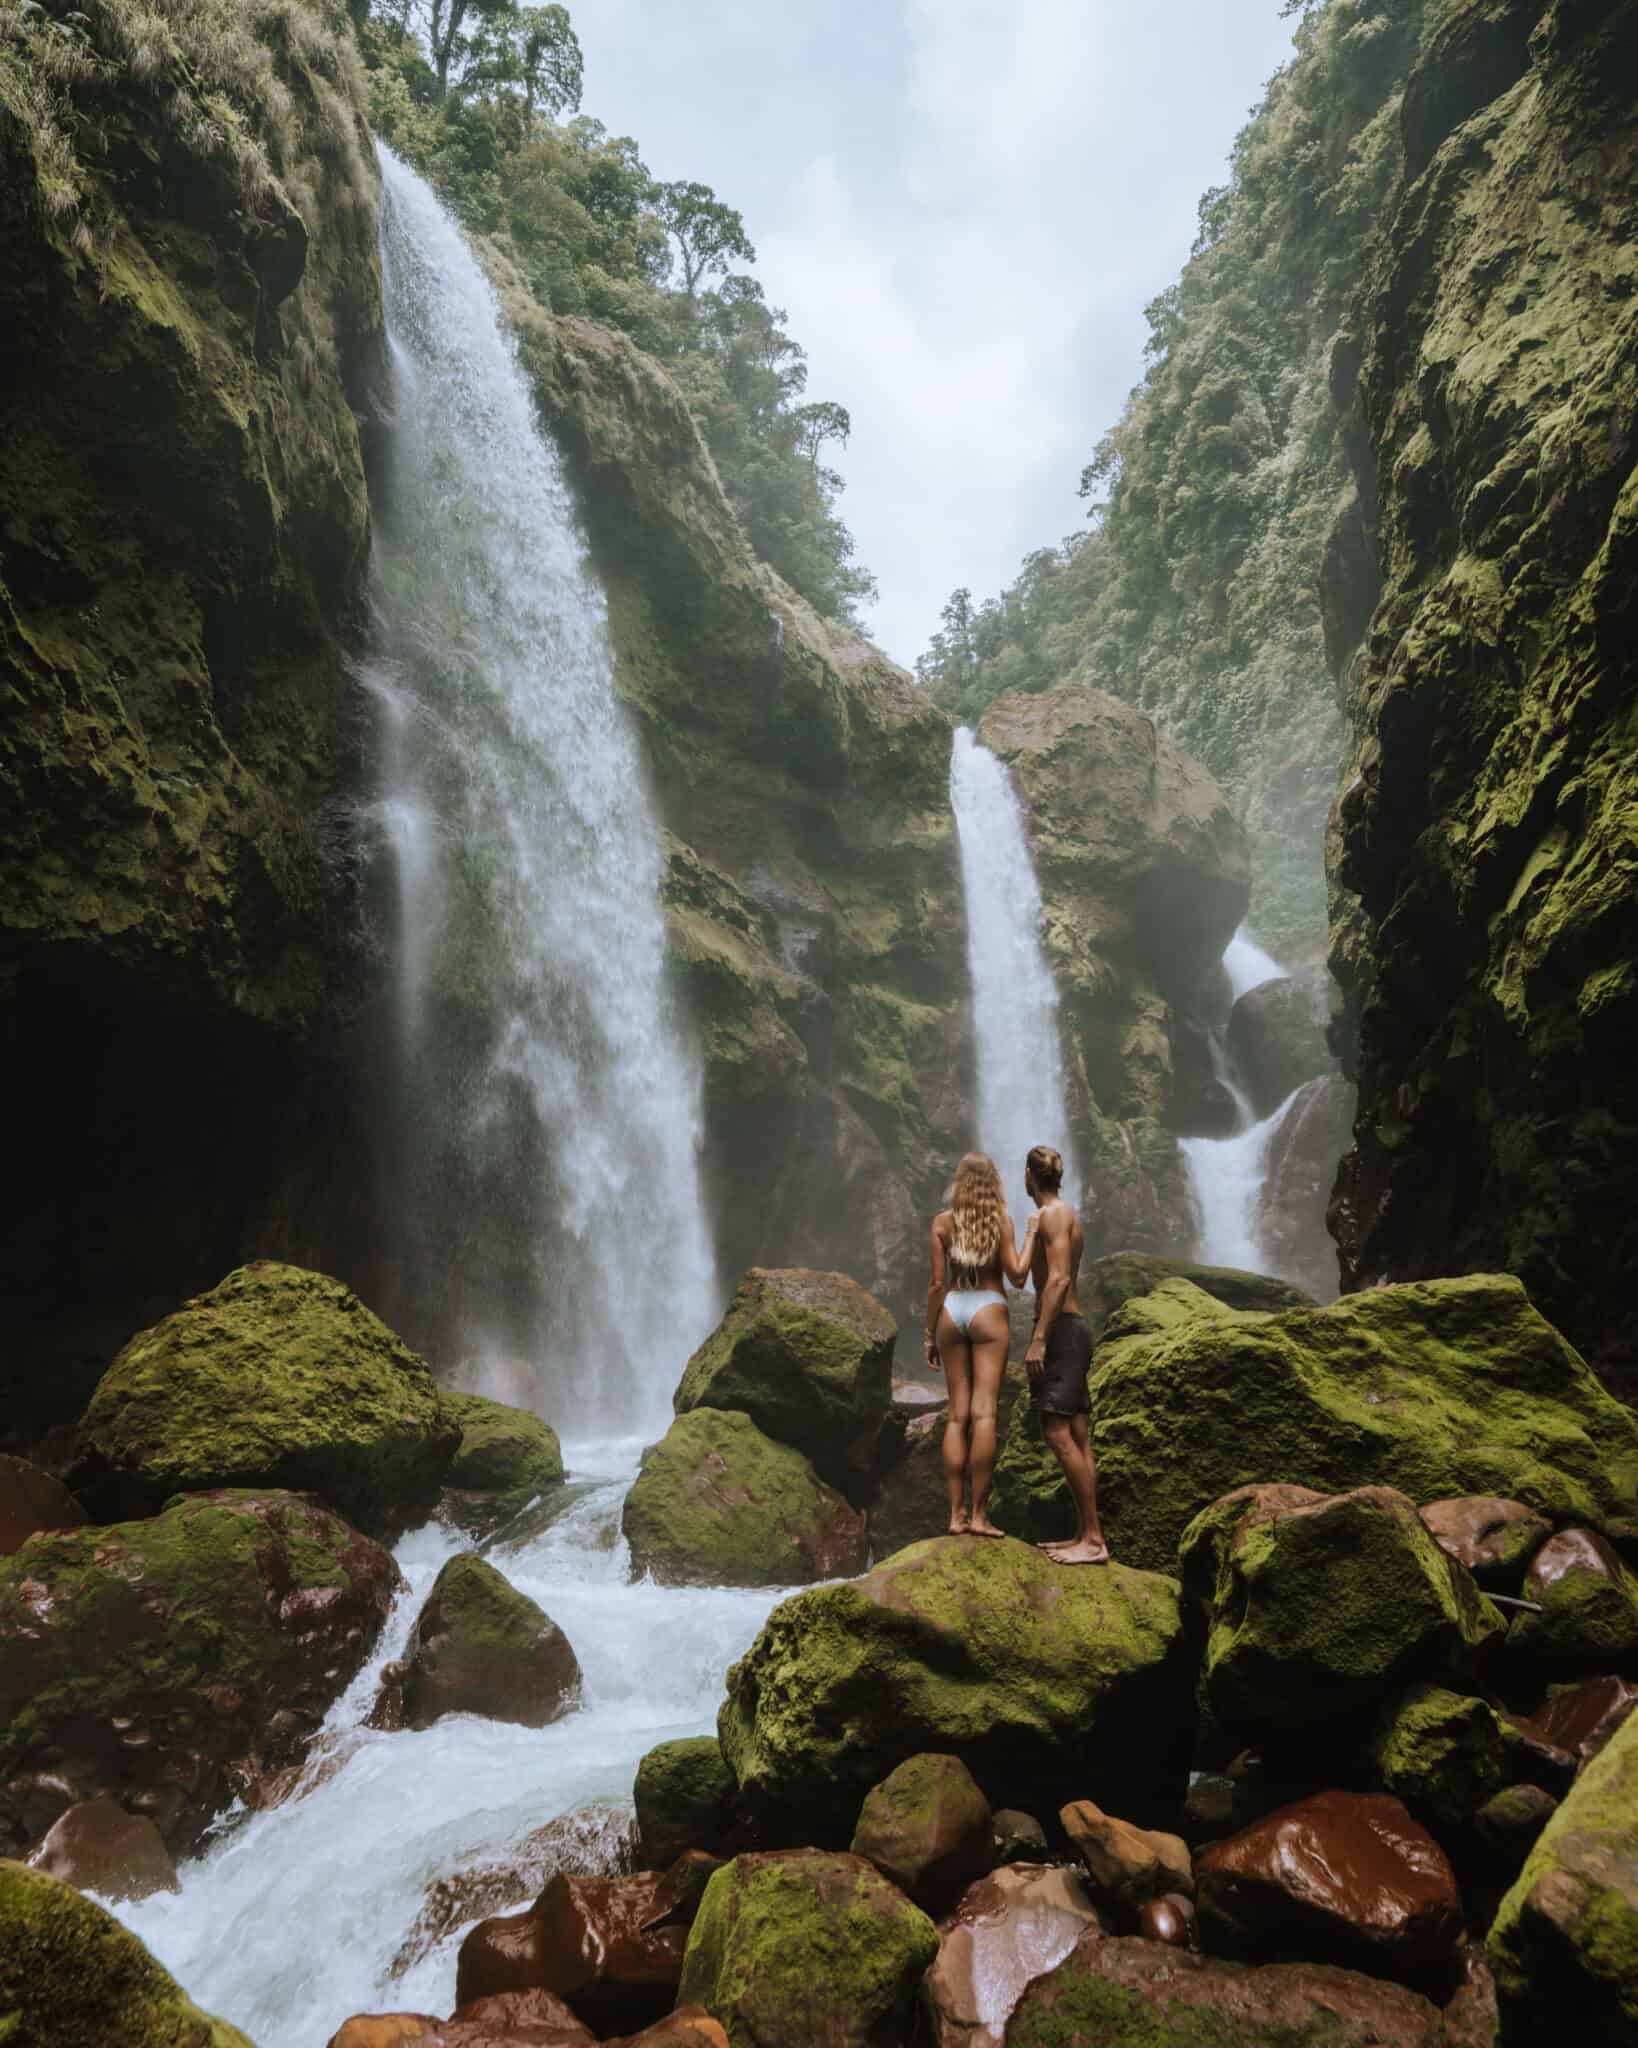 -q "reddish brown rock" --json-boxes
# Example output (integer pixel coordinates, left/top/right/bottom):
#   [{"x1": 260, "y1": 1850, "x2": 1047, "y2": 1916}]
[
  {"x1": 1006, "y1": 1932, "x2": 1472, "y2": 2046},
  {"x1": 852, "y1": 1753, "x2": 993, "y2": 1913},
  {"x1": 23, "y1": 1794, "x2": 178, "y2": 1902},
  {"x1": 457, "y1": 1907, "x2": 554, "y2": 2008},
  {"x1": 1514, "y1": 1673, "x2": 1638, "y2": 1766},
  {"x1": 1195, "y1": 1791, "x2": 1464, "y2": 1979},
  {"x1": 1137, "y1": 1893, "x2": 1198, "y2": 1949},
  {"x1": 605, "y1": 2012, "x2": 728, "y2": 2048},
  {"x1": 1418, "y1": 1498, "x2": 1550, "y2": 1591},
  {"x1": 919, "y1": 1862, "x2": 1104, "y2": 2048},
  {"x1": 457, "y1": 1872, "x2": 685, "y2": 2036},
  {"x1": 0, "y1": 1455, "x2": 85, "y2": 1556},
  {"x1": 326, "y1": 2018, "x2": 442, "y2": 2048},
  {"x1": 641, "y1": 1850, "x2": 724, "y2": 1933},
  {"x1": 1060, "y1": 1798, "x2": 1192, "y2": 1911},
  {"x1": 439, "y1": 1989, "x2": 596, "y2": 2046}
]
